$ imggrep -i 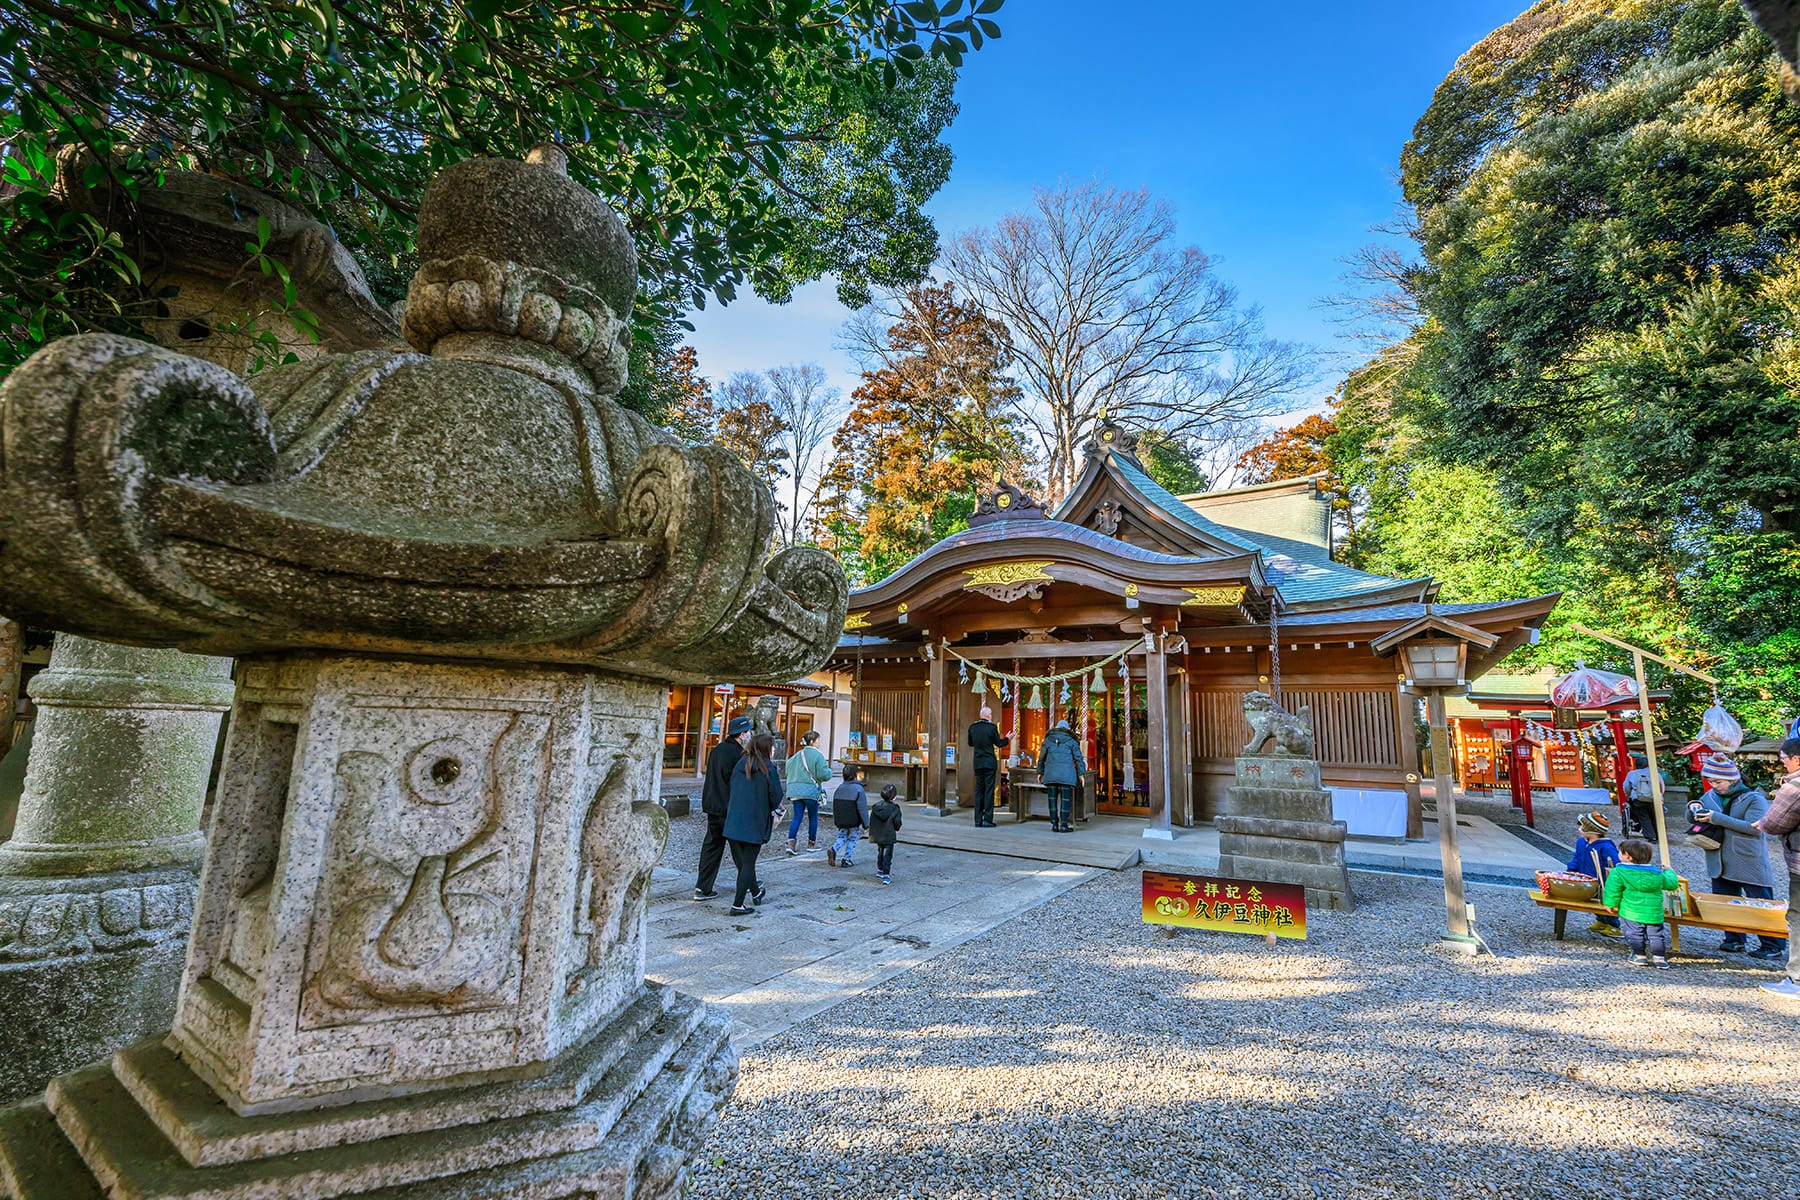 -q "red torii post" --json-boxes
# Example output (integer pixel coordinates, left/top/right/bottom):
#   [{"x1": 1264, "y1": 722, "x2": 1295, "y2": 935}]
[{"x1": 1508, "y1": 710, "x2": 1535, "y2": 828}]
